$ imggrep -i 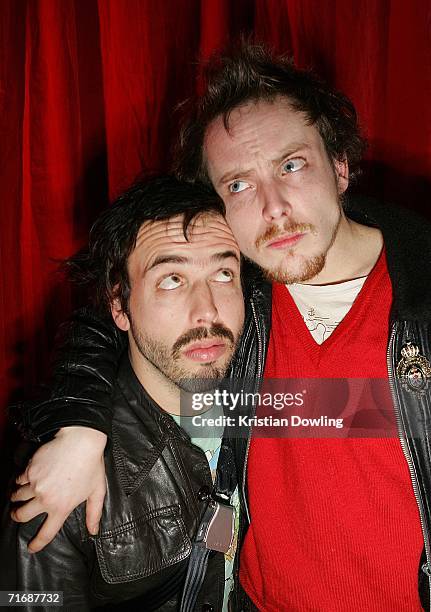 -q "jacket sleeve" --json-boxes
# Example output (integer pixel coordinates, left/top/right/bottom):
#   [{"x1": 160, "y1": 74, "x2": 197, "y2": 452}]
[
  {"x1": 0, "y1": 504, "x2": 93, "y2": 611},
  {"x1": 12, "y1": 307, "x2": 127, "y2": 442}
]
